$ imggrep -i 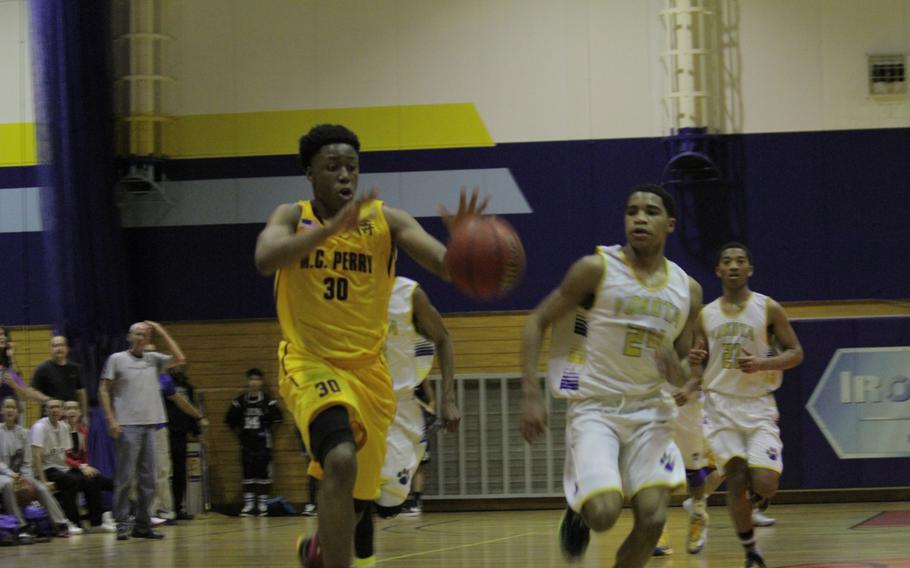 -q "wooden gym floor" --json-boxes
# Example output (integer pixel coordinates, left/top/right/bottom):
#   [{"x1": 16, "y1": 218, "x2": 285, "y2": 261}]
[{"x1": 2, "y1": 502, "x2": 909, "y2": 567}]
